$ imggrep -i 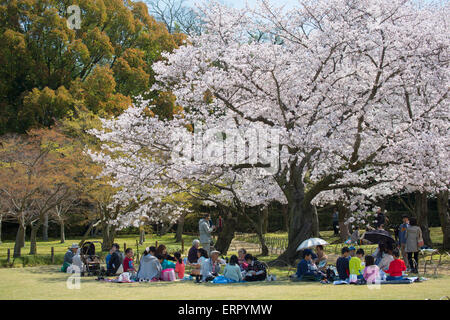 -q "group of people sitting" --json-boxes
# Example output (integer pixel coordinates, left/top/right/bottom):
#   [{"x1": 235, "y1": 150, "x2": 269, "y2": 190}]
[
  {"x1": 293, "y1": 243, "x2": 409, "y2": 284},
  {"x1": 94, "y1": 240, "x2": 267, "y2": 283}
]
